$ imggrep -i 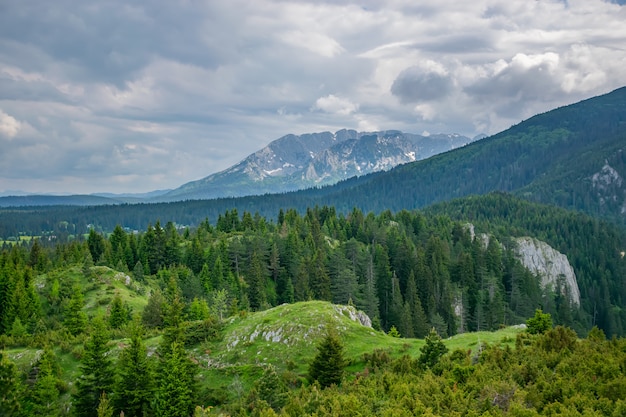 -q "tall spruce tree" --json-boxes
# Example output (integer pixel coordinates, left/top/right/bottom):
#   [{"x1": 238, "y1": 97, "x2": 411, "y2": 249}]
[
  {"x1": 153, "y1": 341, "x2": 197, "y2": 417},
  {"x1": 26, "y1": 345, "x2": 62, "y2": 416},
  {"x1": 113, "y1": 322, "x2": 153, "y2": 417},
  {"x1": 405, "y1": 271, "x2": 429, "y2": 338},
  {"x1": 0, "y1": 350, "x2": 23, "y2": 416},
  {"x1": 73, "y1": 316, "x2": 114, "y2": 417},
  {"x1": 64, "y1": 284, "x2": 88, "y2": 336},
  {"x1": 159, "y1": 276, "x2": 186, "y2": 357}
]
